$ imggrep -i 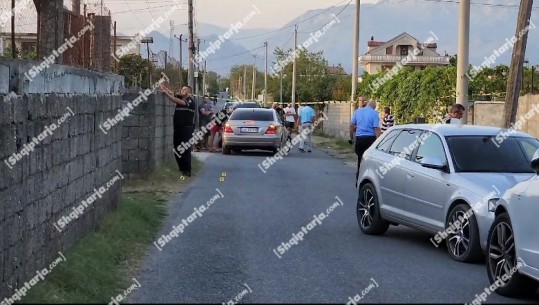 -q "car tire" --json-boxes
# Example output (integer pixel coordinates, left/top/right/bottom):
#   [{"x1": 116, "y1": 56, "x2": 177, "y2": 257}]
[
  {"x1": 357, "y1": 183, "x2": 389, "y2": 235},
  {"x1": 222, "y1": 146, "x2": 231, "y2": 155},
  {"x1": 445, "y1": 204, "x2": 483, "y2": 263},
  {"x1": 486, "y1": 212, "x2": 539, "y2": 297}
]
